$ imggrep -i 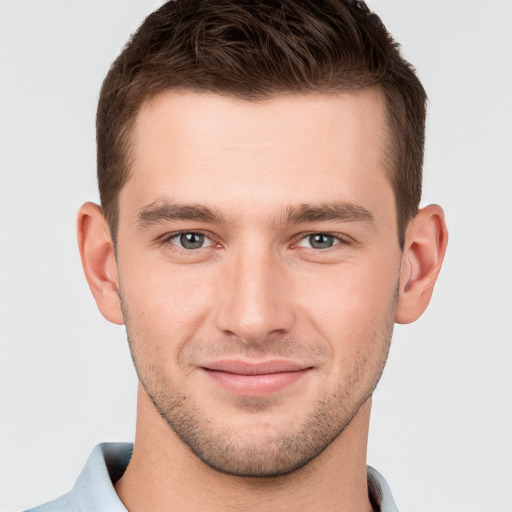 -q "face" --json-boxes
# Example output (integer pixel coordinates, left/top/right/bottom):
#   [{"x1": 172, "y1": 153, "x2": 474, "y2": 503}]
[{"x1": 115, "y1": 90, "x2": 402, "y2": 477}]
